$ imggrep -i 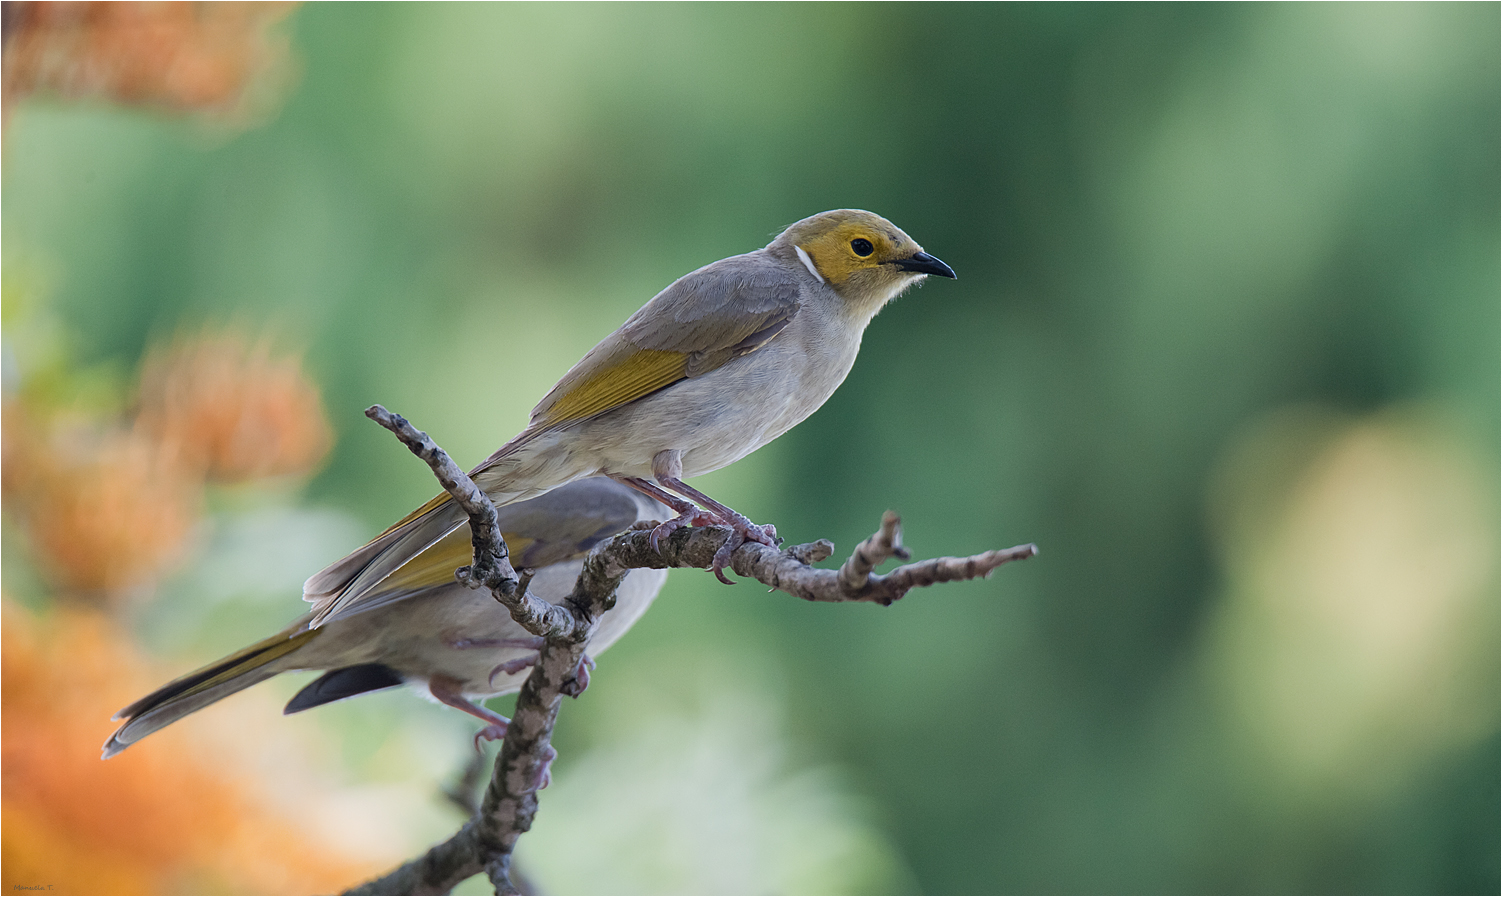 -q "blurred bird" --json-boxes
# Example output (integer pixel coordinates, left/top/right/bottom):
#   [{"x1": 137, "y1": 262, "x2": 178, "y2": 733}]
[
  {"x1": 306, "y1": 209, "x2": 955, "y2": 625},
  {"x1": 104, "y1": 478, "x2": 668, "y2": 758}
]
